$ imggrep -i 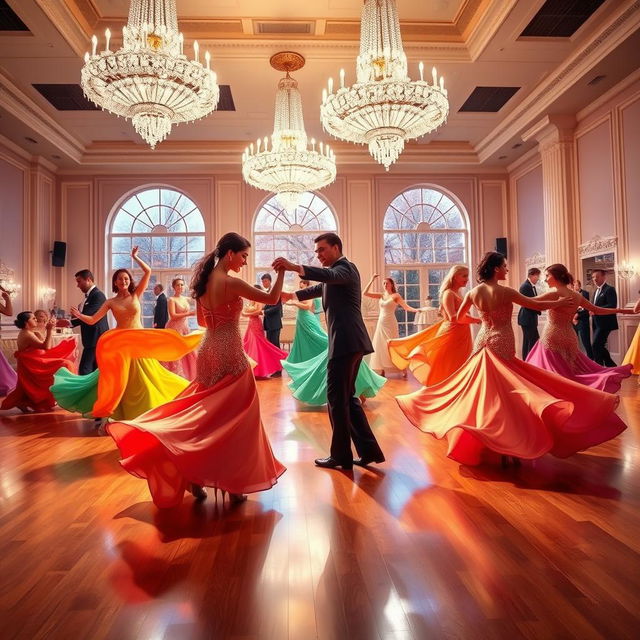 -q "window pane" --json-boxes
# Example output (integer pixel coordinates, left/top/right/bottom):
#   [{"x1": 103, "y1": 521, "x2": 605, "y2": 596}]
[
  {"x1": 187, "y1": 252, "x2": 204, "y2": 266},
  {"x1": 112, "y1": 212, "x2": 135, "y2": 233},
  {"x1": 112, "y1": 236, "x2": 130, "y2": 253},
  {"x1": 132, "y1": 216, "x2": 153, "y2": 233},
  {"x1": 137, "y1": 188, "x2": 160, "y2": 210},
  {"x1": 170, "y1": 252, "x2": 187, "y2": 268},
  {"x1": 187, "y1": 236, "x2": 205, "y2": 251},
  {"x1": 112, "y1": 253, "x2": 131, "y2": 269},
  {"x1": 183, "y1": 210, "x2": 205, "y2": 232}
]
